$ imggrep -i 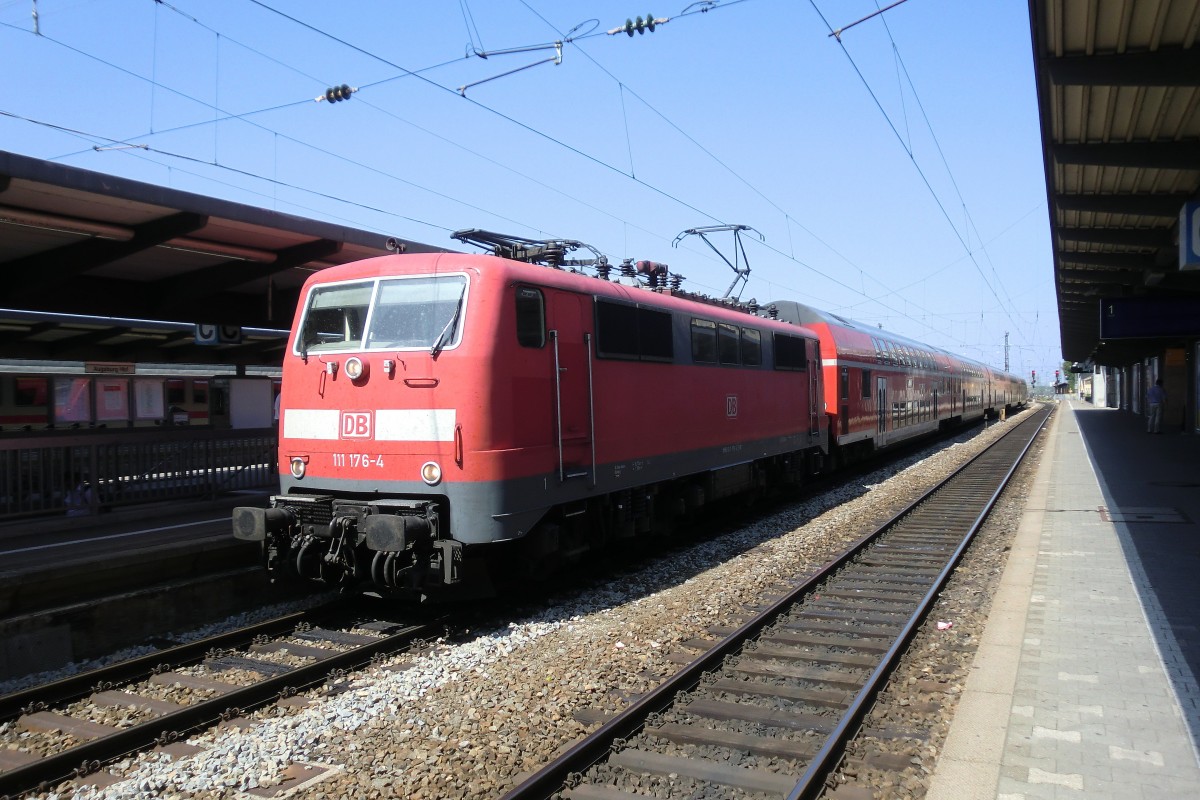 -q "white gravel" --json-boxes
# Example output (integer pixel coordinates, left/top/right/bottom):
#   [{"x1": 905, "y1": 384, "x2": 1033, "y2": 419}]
[{"x1": 33, "y1": 410, "x2": 1036, "y2": 800}]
